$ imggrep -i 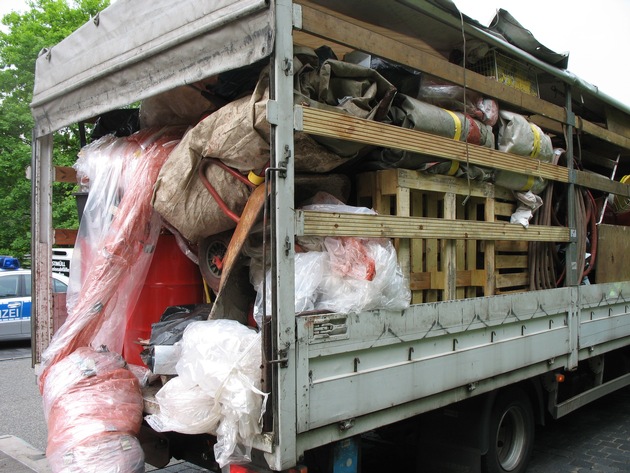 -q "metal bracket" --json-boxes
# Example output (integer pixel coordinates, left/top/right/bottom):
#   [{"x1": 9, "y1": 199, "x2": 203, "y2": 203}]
[
  {"x1": 269, "y1": 348, "x2": 289, "y2": 368},
  {"x1": 292, "y1": 4, "x2": 303, "y2": 29},
  {"x1": 339, "y1": 419, "x2": 355, "y2": 432},
  {"x1": 267, "y1": 100, "x2": 280, "y2": 125}
]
